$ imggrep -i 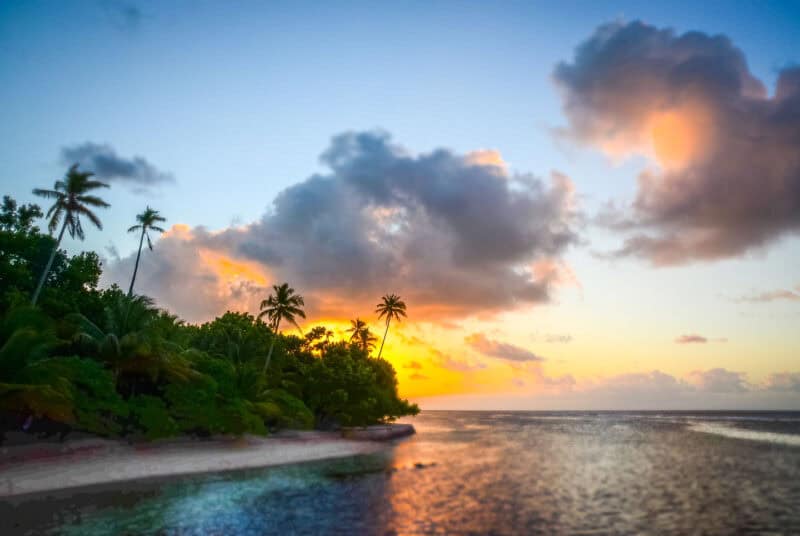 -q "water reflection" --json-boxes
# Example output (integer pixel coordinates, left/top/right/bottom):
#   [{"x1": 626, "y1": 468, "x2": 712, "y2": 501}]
[{"x1": 3, "y1": 411, "x2": 800, "y2": 534}]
